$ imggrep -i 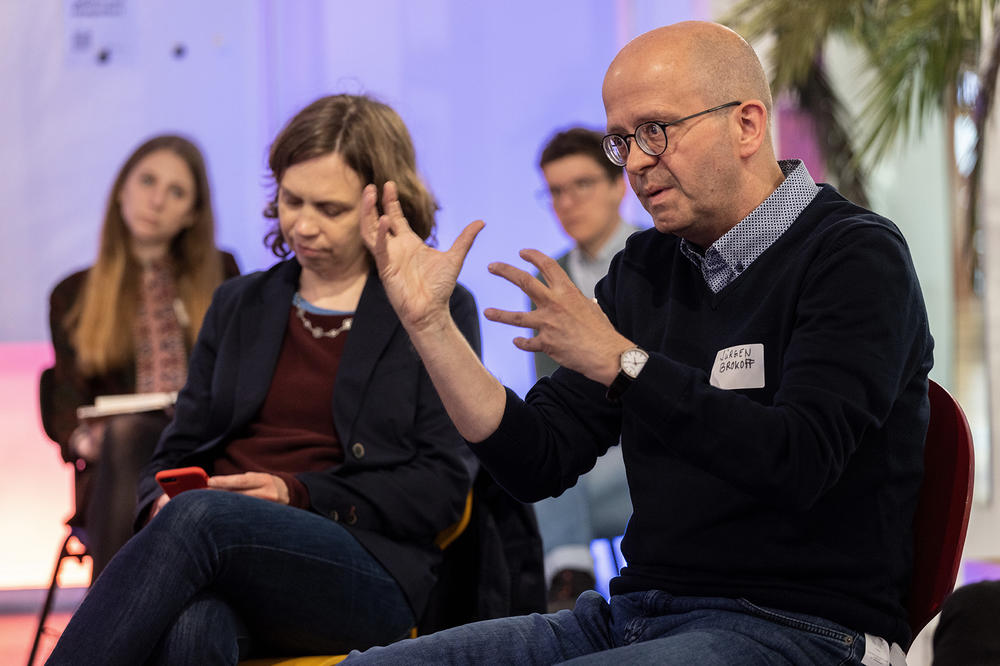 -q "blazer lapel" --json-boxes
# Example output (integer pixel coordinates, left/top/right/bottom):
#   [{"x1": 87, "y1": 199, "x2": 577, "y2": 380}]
[
  {"x1": 228, "y1": 260, "x2": 299, "y2": 431},
  {"x1": 334, "y1": 270, "x2": 400, "y2": 443}
]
